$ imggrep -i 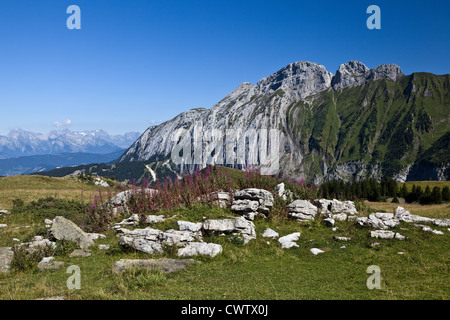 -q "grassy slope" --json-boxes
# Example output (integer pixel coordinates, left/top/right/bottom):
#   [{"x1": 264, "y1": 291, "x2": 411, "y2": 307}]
[
  {"x1": 0, "y1": 207, "x2": 448, "y2": 300},
  {"x1": 0, "y1": 175, "x2": 110, "y2": 210},
  {"x1": 0, "y1": 176, "x2": 449, "y2": 300},
  {"x1": 287, "y1": 73, "x2": 450, "y2": 180}
]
